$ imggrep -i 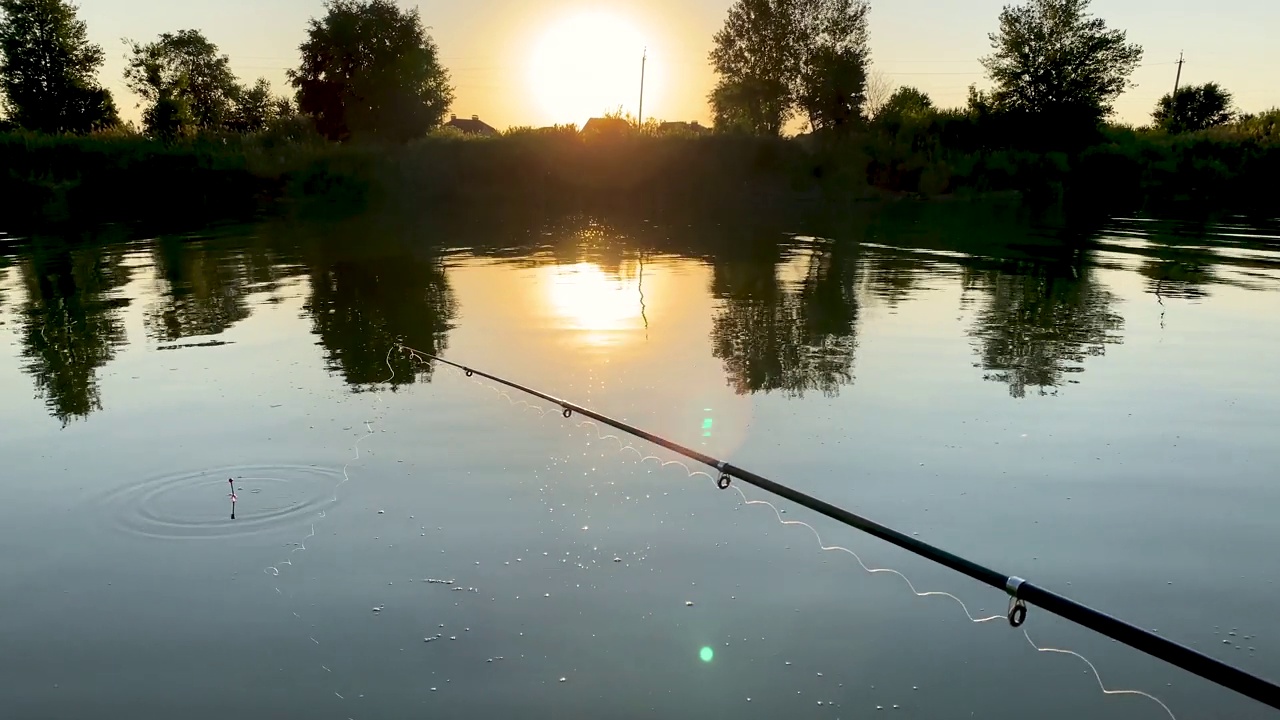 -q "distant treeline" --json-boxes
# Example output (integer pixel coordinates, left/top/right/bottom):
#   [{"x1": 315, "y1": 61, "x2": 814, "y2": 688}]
[
  {"x1": 0, "y1": 0, "x2": 1277, "y2": 229},
  {"x1": 4, "y1": 116, "x2": 1278, "y2": 231}
]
